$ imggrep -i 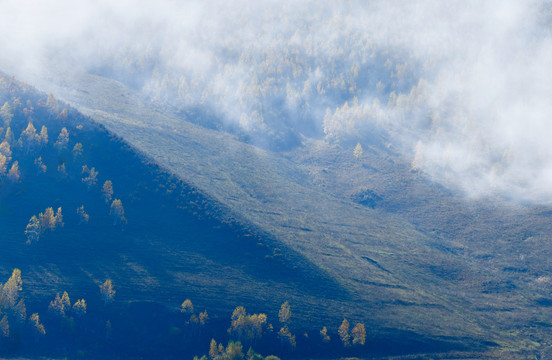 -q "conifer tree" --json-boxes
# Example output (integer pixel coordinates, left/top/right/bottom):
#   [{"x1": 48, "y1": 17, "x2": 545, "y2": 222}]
[
  {"x1": 39, "y1": 126, "x2": 48, "y2": 147},
  {"x1": 102, "y1": 180, "x2": 114, "y2": 203},
  {"x1": 354, "y1": 142, "x2": 363, "y2": 159},
  {"x1": 49, "y1": 292, "x2": 71, "y2": 317},
  {"x1": 82, "y1": 166, "x2": 98, "y2": 188},
  {"x1": 2, "y1": 269, "x2": 22, "y2": 309},
  {"x1": 0, "y1": 314, "x2": 8, "y2": 337},
  {"x1": 57, "y1": 163, "x2": 67, "y2": 177},
  {"x1": 34, "y1": 157, "x2": 47, "y2": 173},
  {"x1": 39, "y1": 207, "x2": 56, "y2": 232},
  {"x1": 46, "y1": 93, "x2": 59, "y2": 112},
  {"x1": 57, "y1": 108, "x2": 68, "y2": 121},
  {"x1": 110, "y1": 199, "x2": 126, "y2": 225},
  {"x1": 278, "y1": 301, "x2": 291, "y2": 324},
  {"x1": 0, "y1": 140, "x2": 12, "y2": 162},
  {"x1": 55, "y1": 207, "x2": 63, "y2": 228},
  {"x1": 0, "y1": 153, "x2": 7, "y2": 176},
  {"x1": 4, "y1": 127, "x2": 13, "y2": 144},
  {"x1": 338, "y1": 319, "x2": 350, "y2": 347},
  {"x1": 199, "y1": 310, "x2": 209, "y2": 326},
  {"x1": 0, "y1": 102, "x2": 13, "y2": 127},
  {"x1": 14, "y1": 299, "x2": 26, "y2": 324},
  {"x1": 72, "y1": 142, "x2": 83, "y2": 158},
  {"x1": 73, "y1": 299, "x2": 87, "y2": 317},
  {"x1": 277, "y1": 326, "x2": 296, "y2": 348},
  {"x1": 7, "y1": 161, "x2": 19, "y2": 182},
  {"x1": 209, "y1": 339, "x2": 219, "y2": 359},
  {"x1": 54, "y1": 127, "x2": 69, "y2": 150},
  {"x1": 20, "y1": 122, "x2": 40, "y2": 153},
  {"x1": 100, "y1": 279, "x2": 115, "y2": 304},
  {"x1": 30, "y1": 313, "x2": 46, "y2": 335},
  {"x1": 320, "y1": 326, "x2": 330, "y2": 343},
  {"x1": 77, "y1": 205, "x2": 89, "y2": 224},
  {"x1": 181, "y1": 299, "x2": 194, "y2": 314},
  {"x1": 351, "y1": 322, "x2": 366, "y2": 345},
  {"x1": 25, "y1": 215, "x2": 40, "y2": 244}
]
